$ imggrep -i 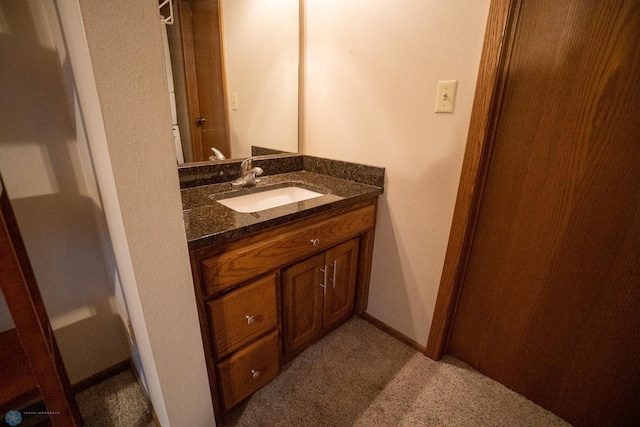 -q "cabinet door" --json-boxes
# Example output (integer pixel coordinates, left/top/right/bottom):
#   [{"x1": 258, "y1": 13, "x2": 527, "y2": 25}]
[
  {"x1": 324, "y1": 238, "x2": 359, "y2": 330},
  {"x1": 282, "y1": 253, "x2": 325, "y2": 359}
]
